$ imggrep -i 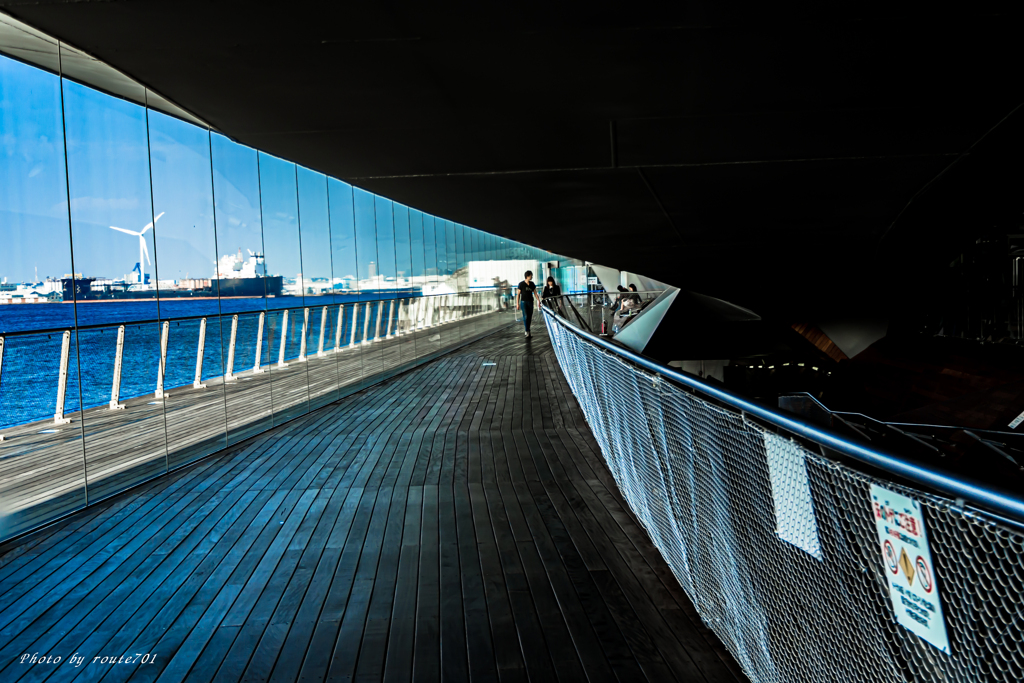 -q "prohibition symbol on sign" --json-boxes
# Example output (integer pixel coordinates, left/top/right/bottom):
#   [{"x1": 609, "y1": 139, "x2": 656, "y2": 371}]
[
  {"x1": 883, "y1": 540, "x2": 898, "y2": 574},
  {"x1": 916, "y1": 556, "x2": 933, "y2": 593}
]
